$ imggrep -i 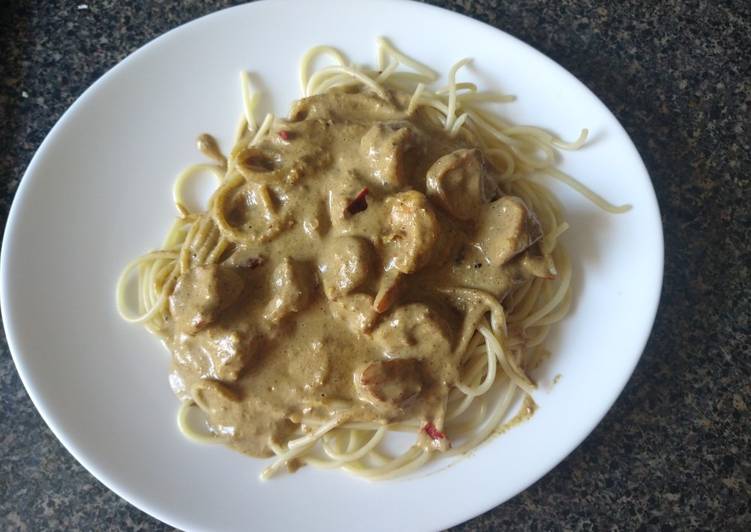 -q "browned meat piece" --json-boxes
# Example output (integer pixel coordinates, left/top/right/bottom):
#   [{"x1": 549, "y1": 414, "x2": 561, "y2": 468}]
[
  {"x1": 425, "y1": 148, "x2": 497, "y2": 221},
  {"x1": 383, "y1": 190, "x2": 440, "y2": 274},
  {"x1": 373, "y1": 303, "x2": 452, "y2": 359},
  {"x1": 330, "y1": 293, "x2": 381, "y2": 334},
  {"x1": 264, "y1": 258, "x2": 312, "y2": 322},
  {"x1": 169, "y1": 264, "x2": 244, "y2": 334},
  {"x1": 473, "y1": 196, "x2": 542, "y2": 267},
  {"x1": 173, "y1": 323, "x2": 261, "y2": 382},
  {"x1": 360, "y1": 122, "x2": 415, "y2": 189},
  {"x1": 200, "y1": 327, "x2": 260, "y2": 381},
  {"x1": 356, "y1": 358, "x2": 424, "y2": 411},
  {"x1": 318, "y1": 236, "x2": 374, "y2": 300}
]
